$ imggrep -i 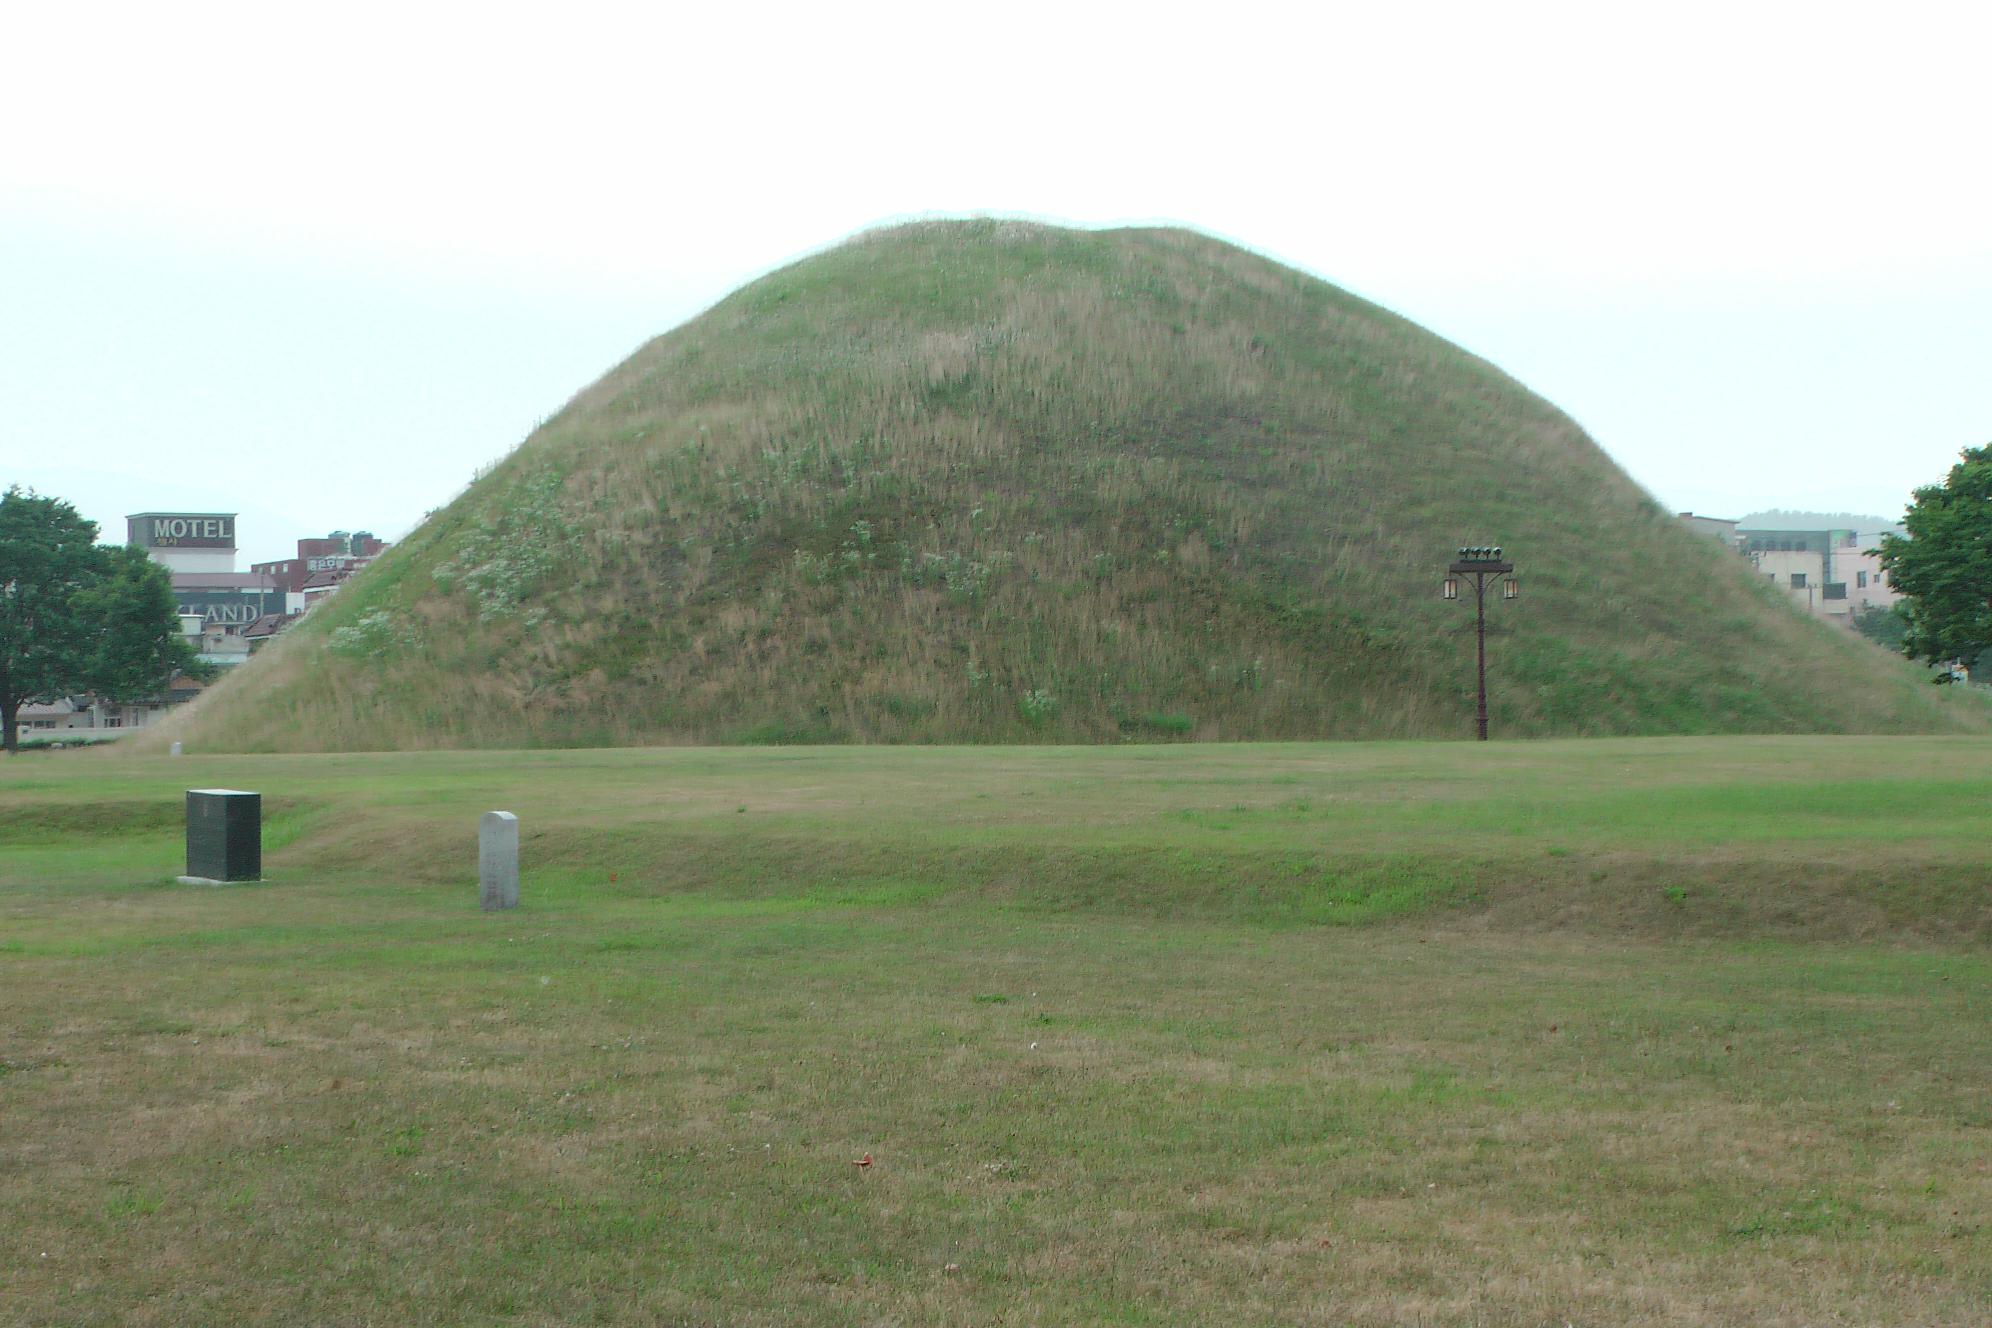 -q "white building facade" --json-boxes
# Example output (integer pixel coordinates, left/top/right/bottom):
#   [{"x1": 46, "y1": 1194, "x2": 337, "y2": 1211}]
[{"x1": 1738, "y1": 526, "x2": 1903, "y2": 624}]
